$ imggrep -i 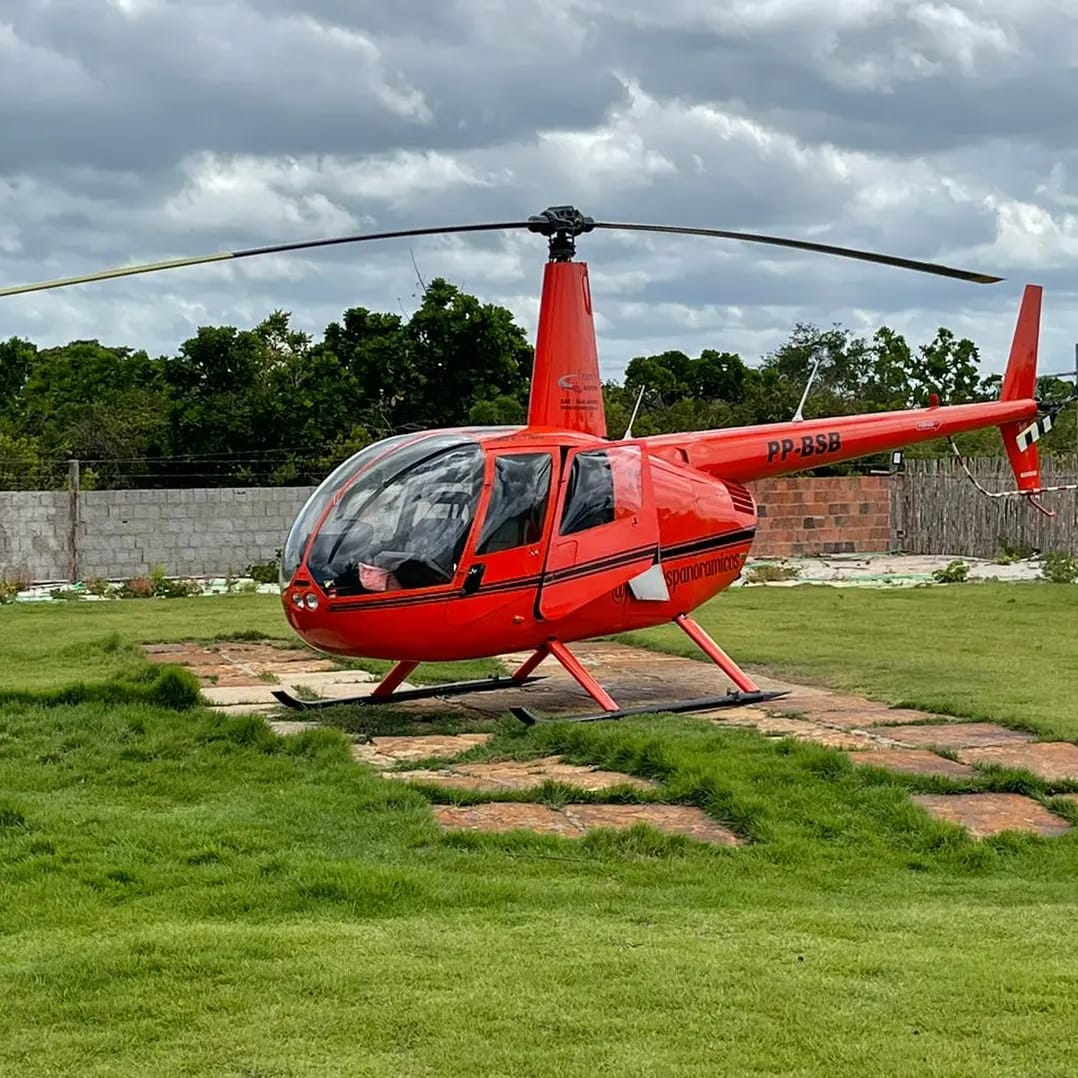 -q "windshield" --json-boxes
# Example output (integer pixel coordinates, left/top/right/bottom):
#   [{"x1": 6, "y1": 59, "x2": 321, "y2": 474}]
[
  {"x1": 280, "y1": 433, "x2": 423, "y2": 584},
  {"x1": 306, "y1": 440, "x2": 485, "y2": 595}
]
